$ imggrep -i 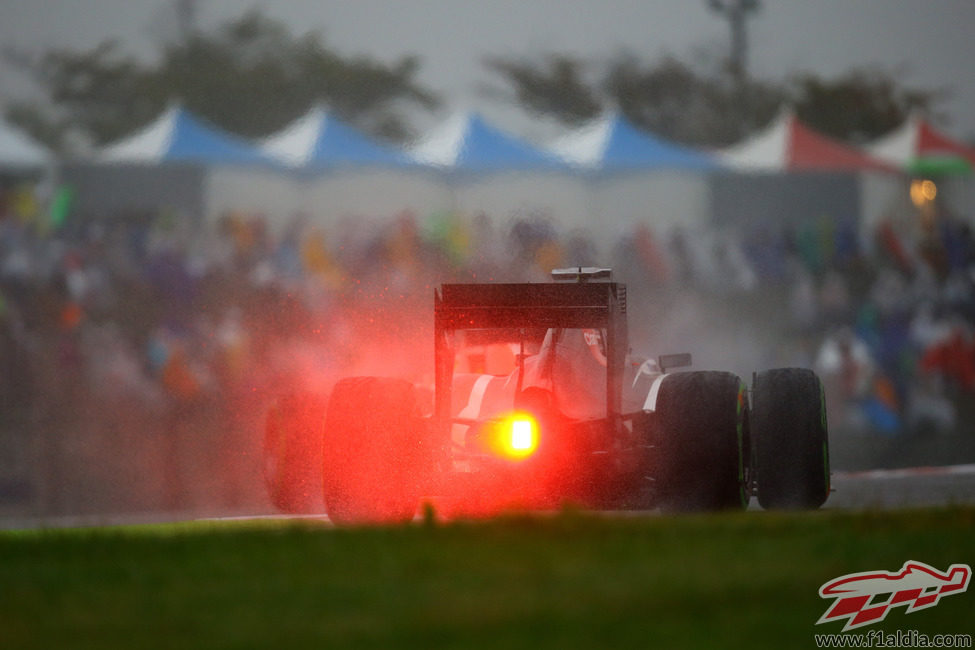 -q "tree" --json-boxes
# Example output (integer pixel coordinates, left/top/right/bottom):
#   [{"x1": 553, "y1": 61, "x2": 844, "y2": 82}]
[
  {"x1": 483, "y1": 50, "x2": 783, "y2": 147},
  {"x1": 602, "y1": 53, "x2": 783, "y2": 147},
  {"x1": 789, "y1": 67, "x2": 945, "y2": 144},
  {"x1": 482, "y1": 54, "x2": 602, "y2": 126},
  {"x1": 483, "y1": 50, "x2": 945, "y2": 149},
  {"x1": 13, "y1": 41, "x2": 170, "y2": 150},
  {"x1": 3, "y1": 10, "x2": 439, "y2": 153}
]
